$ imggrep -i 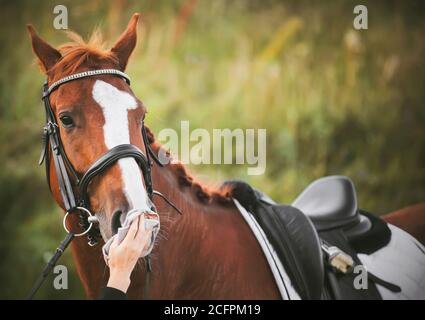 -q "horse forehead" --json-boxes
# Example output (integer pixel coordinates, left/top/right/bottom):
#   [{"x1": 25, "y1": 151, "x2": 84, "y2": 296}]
[{"x1": 92, "y1": 80, "x2": 138, "y2": 112}]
